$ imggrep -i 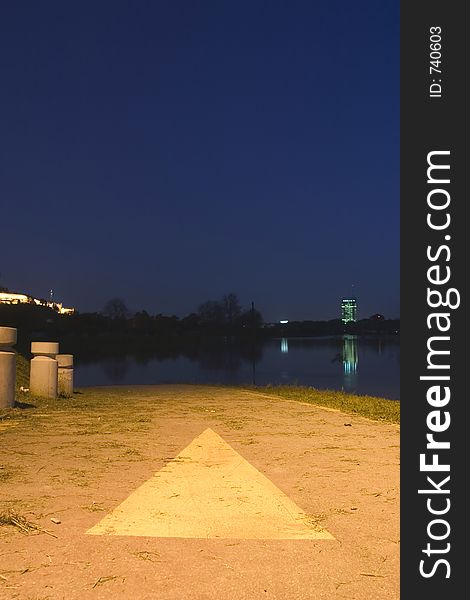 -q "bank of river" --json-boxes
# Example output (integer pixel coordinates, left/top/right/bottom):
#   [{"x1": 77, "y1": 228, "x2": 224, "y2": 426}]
[
  {"x1": 1, "y1": 383, "x2": 399, "y2": 600},
  {"x1": 11, "y1": 353, "x2": 398, "y2": 424}
]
